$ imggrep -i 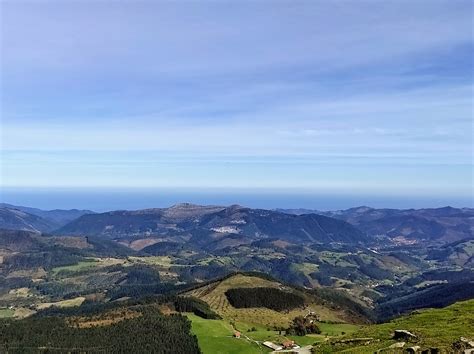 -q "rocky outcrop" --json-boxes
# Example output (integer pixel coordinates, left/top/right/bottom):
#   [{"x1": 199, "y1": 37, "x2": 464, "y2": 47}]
[{"x1": 393, "y1": 330, "x2": 417, "y2": 341}]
